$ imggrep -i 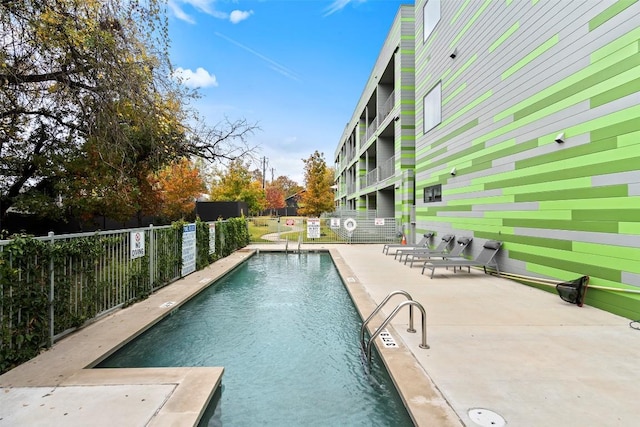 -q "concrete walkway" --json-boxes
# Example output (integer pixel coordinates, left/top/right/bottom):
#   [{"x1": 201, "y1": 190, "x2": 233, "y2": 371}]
[
  {"x1": 329, "y1": 244, "x2": 640, "y2": 427},
  {"x1": 1, "y1": 244, "x2": 639, "y2": 426}
]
